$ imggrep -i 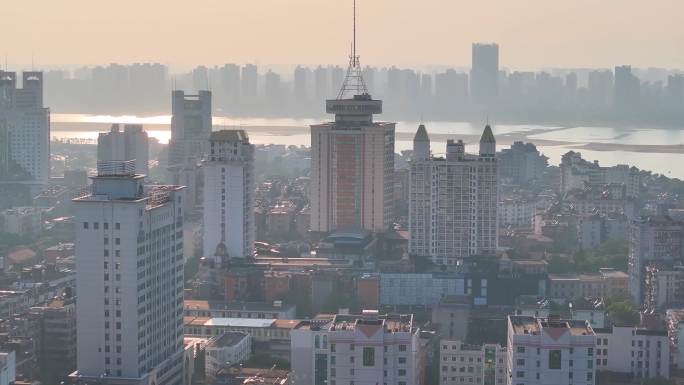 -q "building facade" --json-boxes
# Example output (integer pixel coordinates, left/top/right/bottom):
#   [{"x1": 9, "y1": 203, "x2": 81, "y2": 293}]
[
  {"x1": 290, "y1": 312, "x2": 422, "y2": 385},
  {"x1": 202, "y1": 130, "x2": 255, "y2": 262},
  {"x1": 310, "y1": 94, "x2": 395, "y2": 233},
  {"x1": 507, "y1": 315, "x2": 596, "y2": 385},
  {"x1": 593, "y1": 326, "x2": 670, "y2": 380},
  {"x1": 439, "y1": 340, "x2": 507, "y2": 385},
  {"x1": 409, "y1": 124, "x2": 498, "y2": 265},
  {"x1": 71, "y1": 160, "x2": 185, "y2": 385},
  {"x1": 0, "y1": 71, "x2": 50, "y2": 186},
  {"x1": 628, "y1": 215, "x2": 684, "y2": 306},
  {"x1": 98, "y1": 123, "x2": 150, "y2": 175}
]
